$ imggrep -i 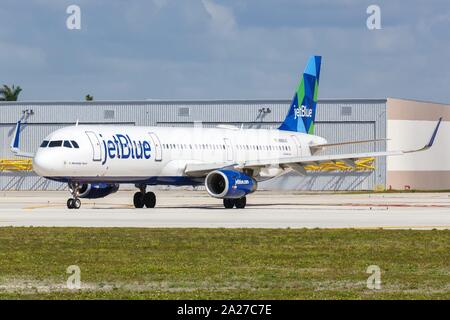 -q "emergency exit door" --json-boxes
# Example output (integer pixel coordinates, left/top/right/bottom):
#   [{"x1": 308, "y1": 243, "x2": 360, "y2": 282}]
[
  {"x1": 149, "y1": 132, "x2": 162, "y2": 161},
  {"x1": 85, "y1": 131, "x2": 102, "y2": 161},
  {"x1": 224, "y1": 138, "x2": 233, "y2": 161}
]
